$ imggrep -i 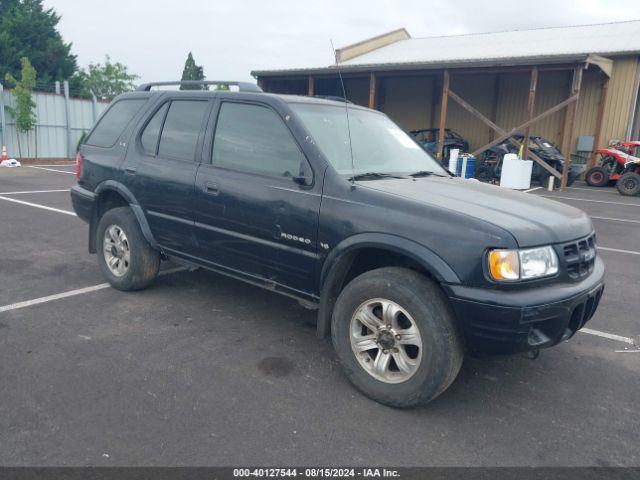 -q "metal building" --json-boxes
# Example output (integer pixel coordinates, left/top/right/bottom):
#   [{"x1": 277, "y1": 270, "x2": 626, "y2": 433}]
[{"x1": 252, "y1": 21, "x2": 640, "y2": 188}]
